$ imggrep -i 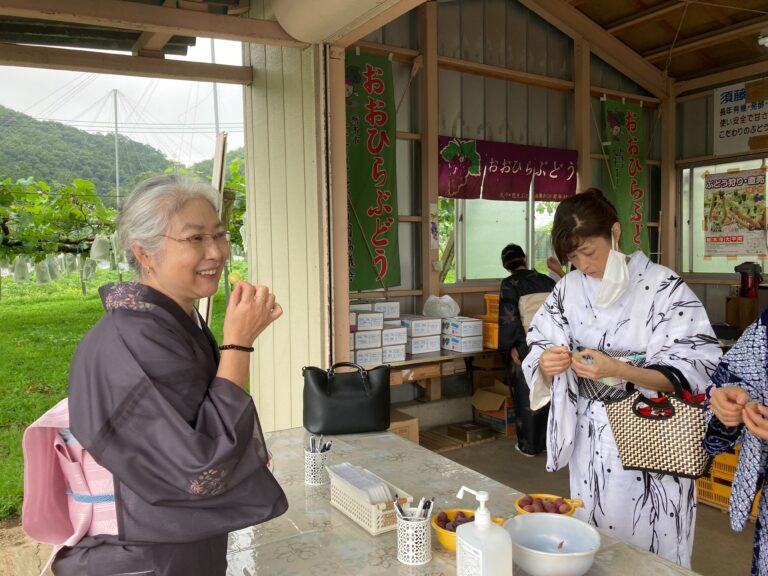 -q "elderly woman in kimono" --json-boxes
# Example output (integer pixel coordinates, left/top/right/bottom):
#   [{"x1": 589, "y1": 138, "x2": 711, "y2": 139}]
[
  {"x1": 53, "y1": 174, "x2": 288, "y2": 575},
  {"x1": 522, "y1": 189, "x2": 721, "y2": 568},
  {"x1": 705, "y1": 308, "x2": 768, "y2": 575}
]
